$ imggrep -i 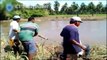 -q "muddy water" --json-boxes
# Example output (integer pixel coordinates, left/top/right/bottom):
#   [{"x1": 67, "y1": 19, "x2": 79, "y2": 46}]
[
  {"x1": 1, "y1": 20, "x2": 106, "y2": 46},
  {"x1": 35, "y1": 20, "x2": 106, "y2": 46}
]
